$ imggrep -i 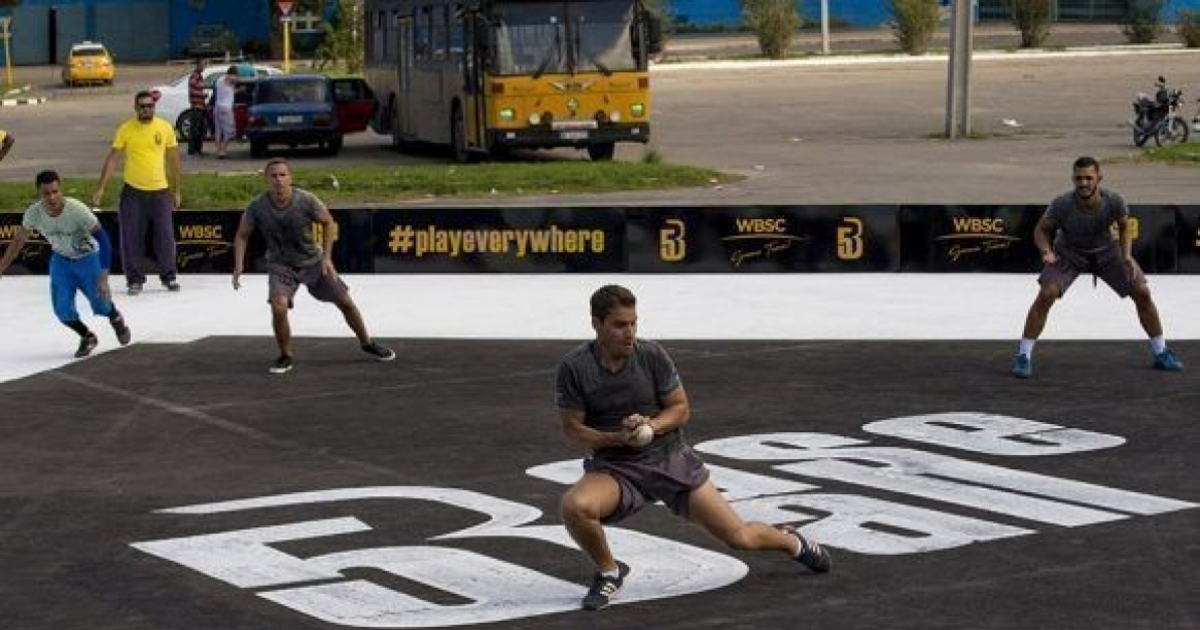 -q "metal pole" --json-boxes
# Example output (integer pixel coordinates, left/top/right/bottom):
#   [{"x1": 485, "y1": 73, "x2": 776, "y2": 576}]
[
  {"x1": 944, "y1": 0, "x2": 973, "y2": 138},
  {"x1": 820, "y1": 0, "x2": 830, "y2": 55},
  {"x1": 283, "y1": 17, "x2": 292, "y2": 73},
  {"x1": 2, "y1": 26, "x2": 12, "y2": 88}
]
